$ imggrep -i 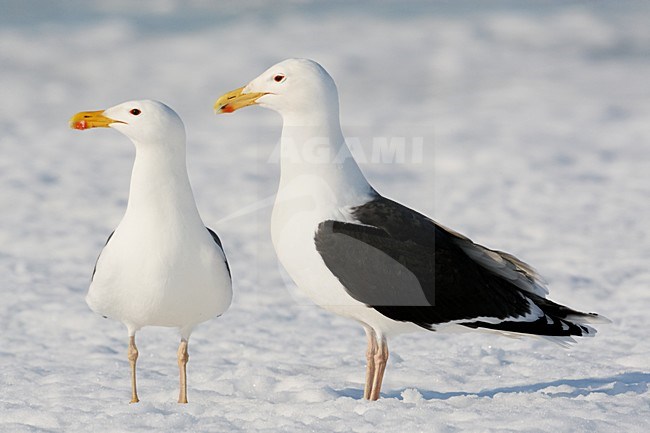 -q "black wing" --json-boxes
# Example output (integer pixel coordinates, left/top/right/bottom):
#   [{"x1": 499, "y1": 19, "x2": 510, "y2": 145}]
[
  {"x1": 315, "y1": 195, "x2": 594, "y2": 336},
  {"x1": 91, "y1": 230, "x2": 114, "y2": 281},
  {"x1": 207, "y1": 227, "x2": 231, "y2": 278}
]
